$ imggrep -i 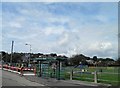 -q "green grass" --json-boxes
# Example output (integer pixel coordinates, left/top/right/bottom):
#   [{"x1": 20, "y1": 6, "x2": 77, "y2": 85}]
[
  {"x1": 73, "y1": 77, "x2": 94, "y2": 82},
  {"x1": 35, "y1": 66, "x2": 120, "y2": 86},
  {"x1": 98, "y1": 73, "x2": 118, "y2": 81},
  {"x1": 62, "y1": 66, "x2": 119, "y2": 85}
]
